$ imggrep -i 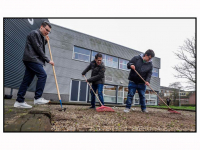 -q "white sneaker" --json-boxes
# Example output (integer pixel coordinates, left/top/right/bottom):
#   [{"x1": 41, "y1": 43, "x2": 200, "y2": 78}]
[
  {"x1": 124, "y1": 108, "x2": 130, "y2": 113},
  {"x1": 142, "y1": 109, "x2": 149, "y2": 113},
  {"x1": 34, "y1": 98, "x2": 50, "y2": 105},
  {"x1": 14, "y1": 101, "x2": 32, "y2": 108}
]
